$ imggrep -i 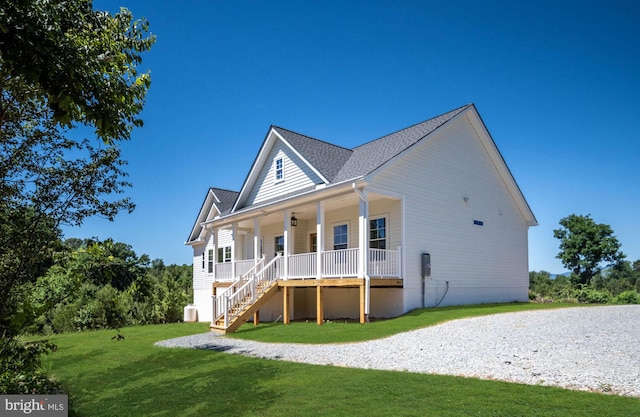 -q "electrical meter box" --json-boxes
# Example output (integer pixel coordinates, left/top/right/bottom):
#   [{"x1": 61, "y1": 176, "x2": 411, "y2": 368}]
[{"x1": 422, "y1": 253, "x2": 431, "y2": 279}]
